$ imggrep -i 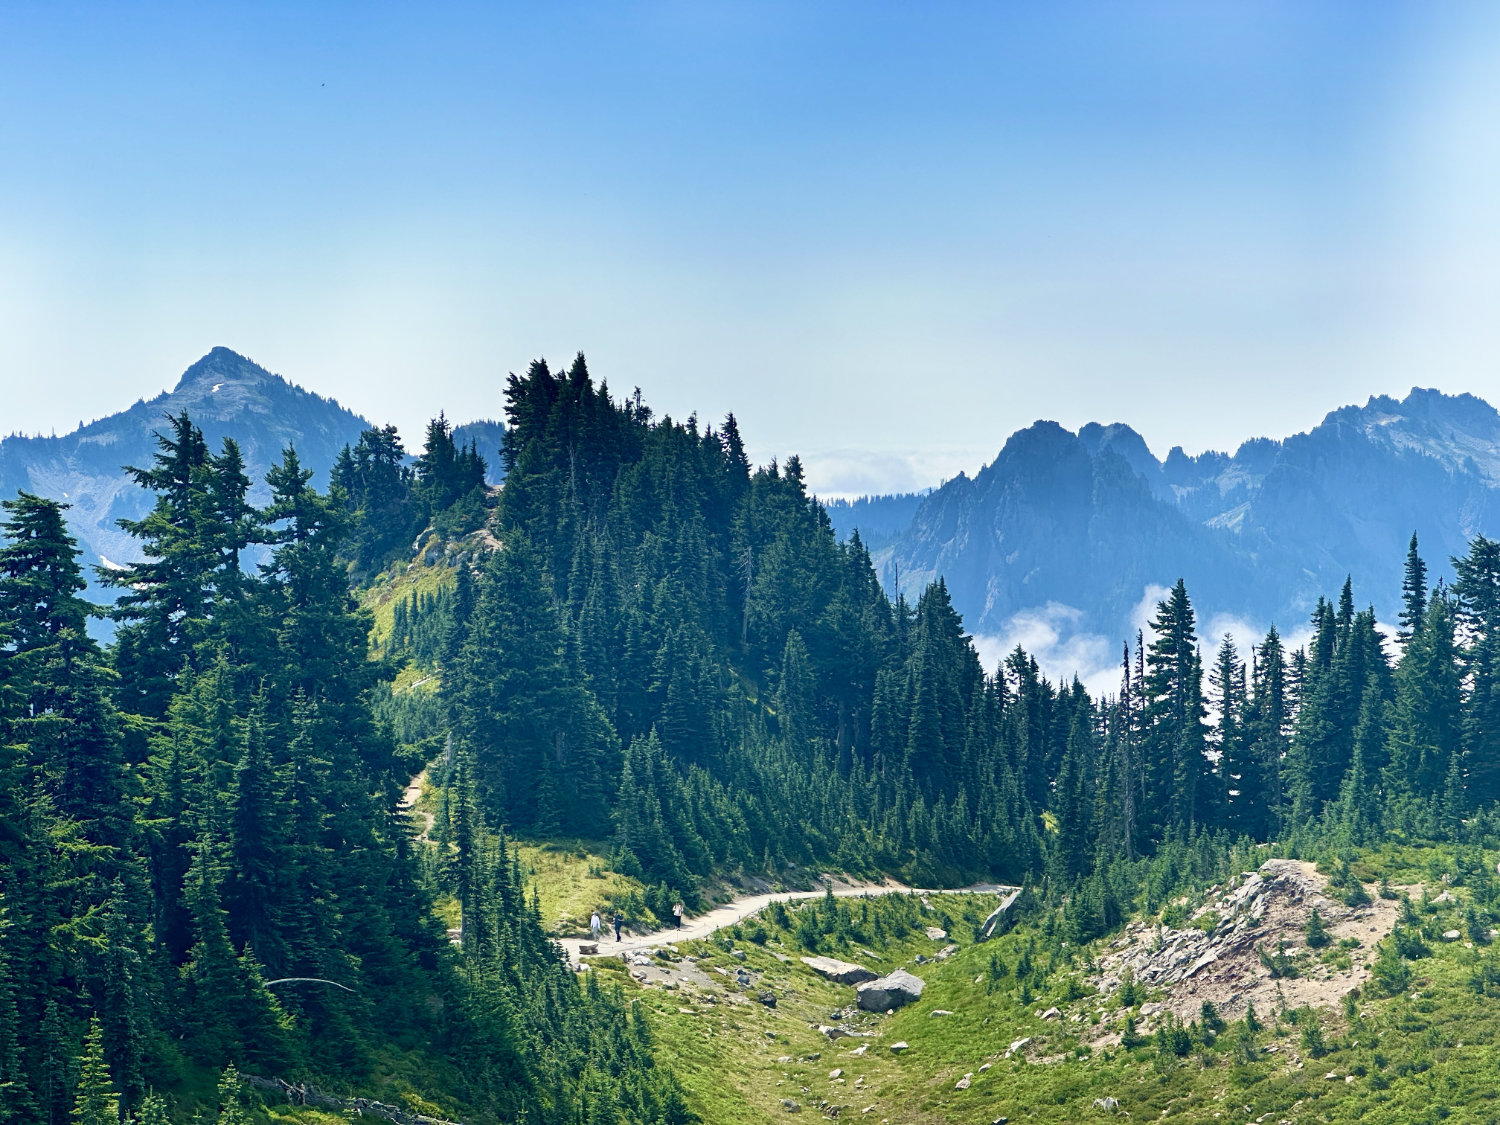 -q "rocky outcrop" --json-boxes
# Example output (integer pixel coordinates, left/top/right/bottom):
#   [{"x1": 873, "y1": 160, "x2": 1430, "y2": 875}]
[
  {"x1": 856, "y1": 968, "x2": 925, "y2": 1012},
  {"x1": 801, "y1": 956, "x2": 878, "y2": 985}
]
